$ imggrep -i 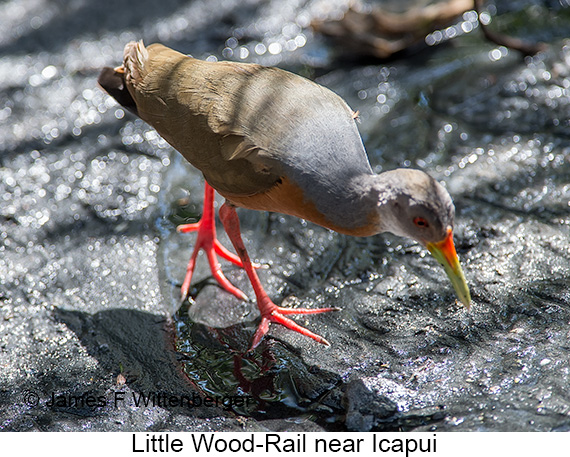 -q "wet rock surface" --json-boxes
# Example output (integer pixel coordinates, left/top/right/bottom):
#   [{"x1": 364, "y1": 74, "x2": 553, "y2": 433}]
[{"x1": 2, "y1": 0, "x2": 570, "y2": 432}]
